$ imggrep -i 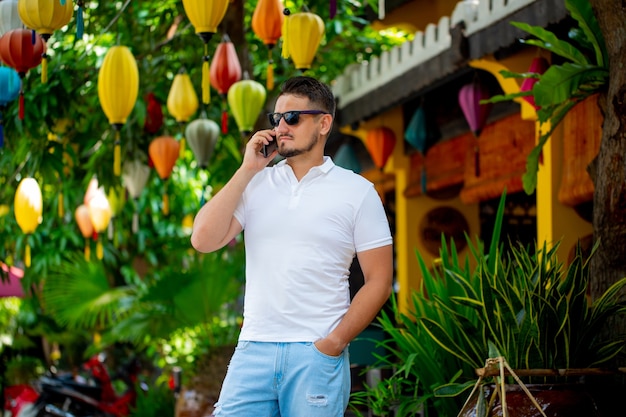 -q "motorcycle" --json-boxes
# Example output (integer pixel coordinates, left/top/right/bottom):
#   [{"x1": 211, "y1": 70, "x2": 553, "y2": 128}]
[{"x1": 5, "y1": 353, "x2": 145, "y2": 417}]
